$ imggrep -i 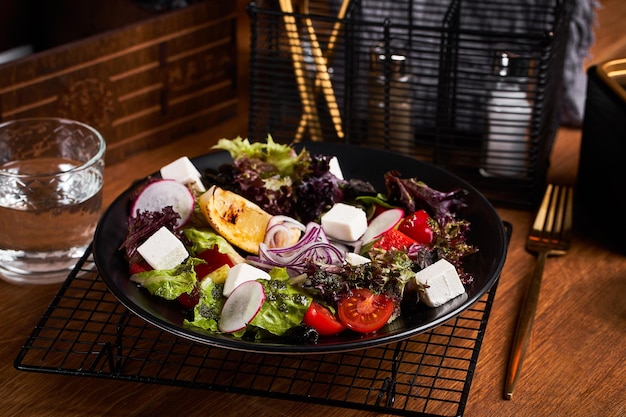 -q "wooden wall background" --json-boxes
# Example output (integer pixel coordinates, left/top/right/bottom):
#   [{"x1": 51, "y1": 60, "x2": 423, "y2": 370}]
[{"x1": 0, "y1": 1, "x2": 239, "y2": 164}]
